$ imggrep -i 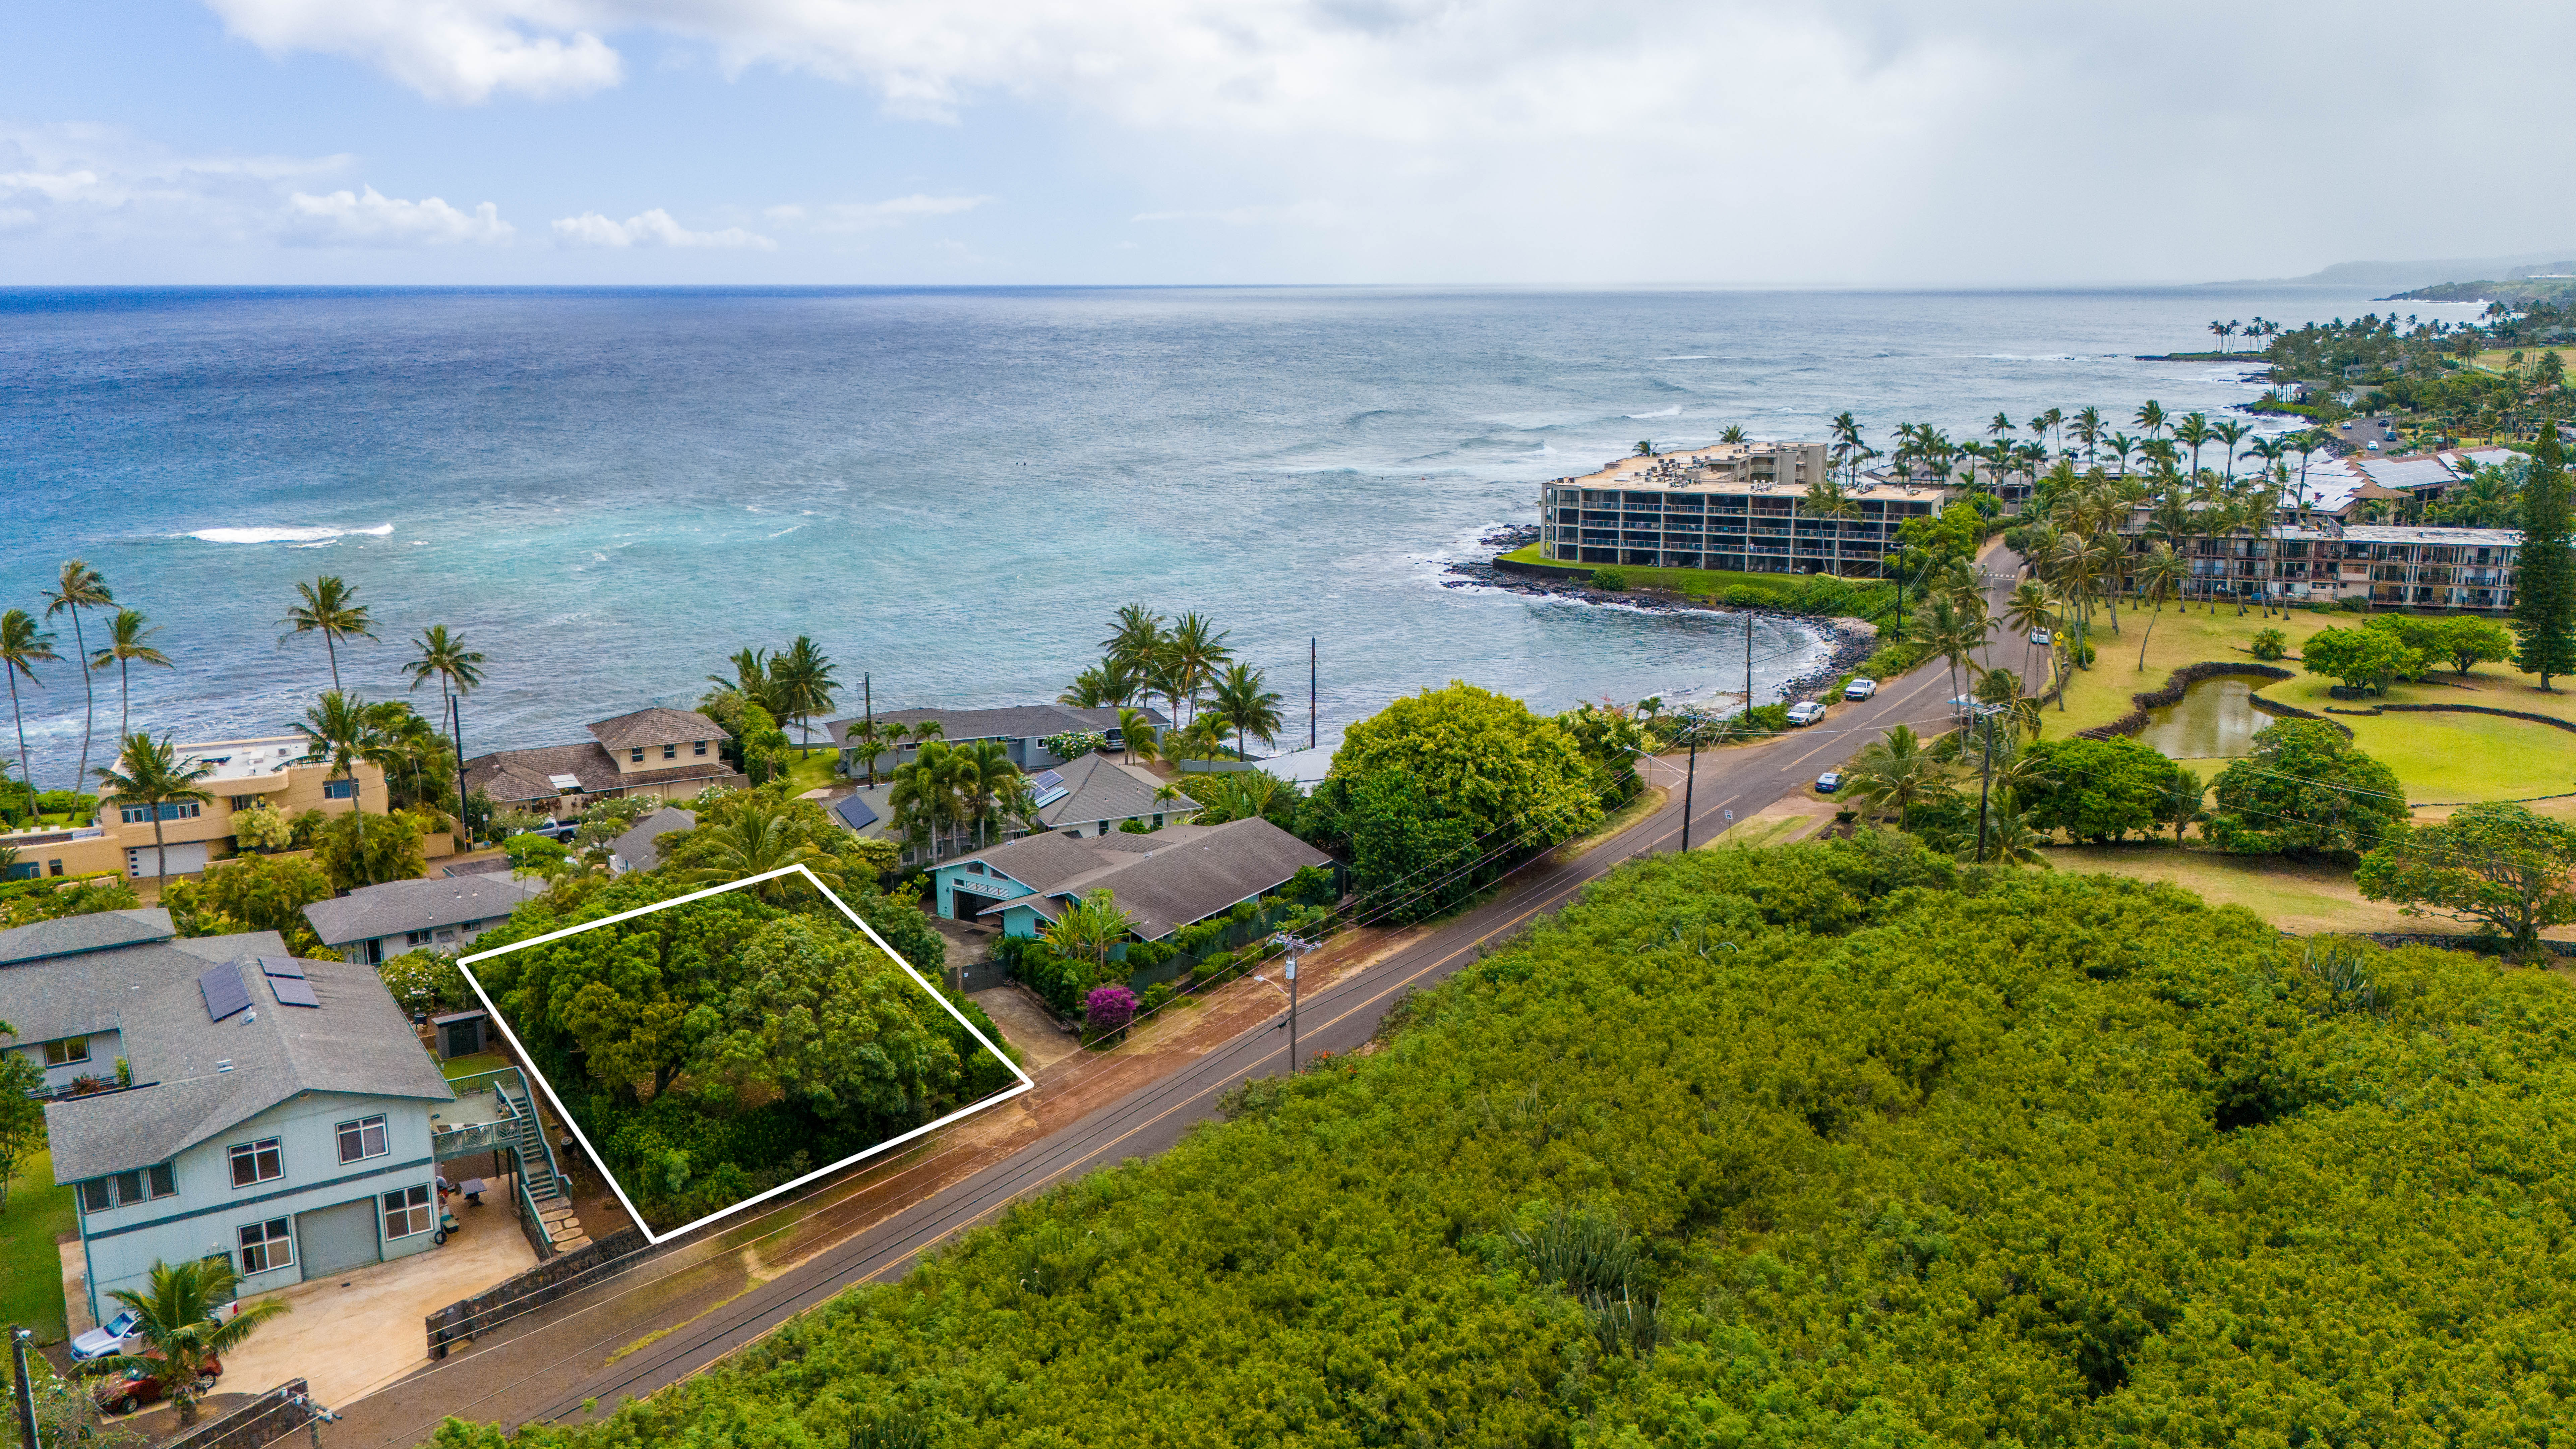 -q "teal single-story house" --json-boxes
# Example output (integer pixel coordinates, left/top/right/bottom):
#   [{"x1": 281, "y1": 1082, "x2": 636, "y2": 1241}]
[{"x1": 932, "y1": 817, "x2": 1332, "y2": 943}]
